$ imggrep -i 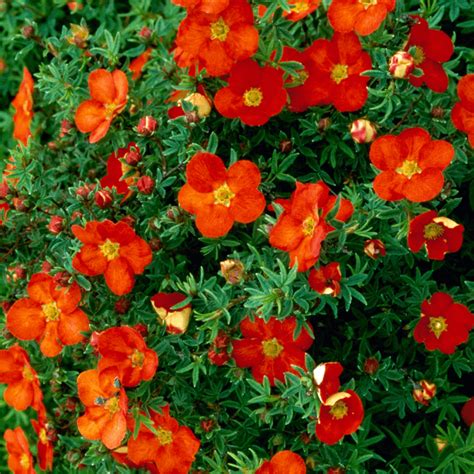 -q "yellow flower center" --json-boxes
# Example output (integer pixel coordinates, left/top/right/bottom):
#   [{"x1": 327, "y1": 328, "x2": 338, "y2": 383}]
[
  {"x1": 20, "y1": 453, "x2": 30, "y2": 469},
  {"x1": 413, "y1": 46, "x2": 425, "y2": 65},
  {"x1": 359, "y1": 0, "x2": 378, "y2": 8},
  {"x1": 428, "y1": 316, "x2": 448, "y2": 338},
  {"x1": 395, "y1": 160, "x2": 422, "y2": 179},
  {"x1": 291, "y1": 0, "x2": 310, "y2": 13},
  {"x1": 104, "y1": 102, "x2": 118, "y2": 120},
  {"x1": 22, "y1": 365, "x2": 34, "y2": 381},
  {"x1": 329, "y1": 400, "x2": 348, "y2": 420},
  {"x1": 129, "y1": 349, "x2": 144, "y2": 368},
  {"x1": 302, "y1": 216, "x2": 316, "y2": 236},
  {"x1": 423, "y1": 223, "x2": 444, "y2": 240},
  {"x1": 39, "y1": 428, "x2": 48, "y2": 444},
  {"x1": 105, "y1": 396, "x2": 120, "y2": 415},
  {"x1": 331, "y1": 64, "x2": 349, "y2": 84},
  {"x1": 210, "y1": 17, "x2": 229, "y2": 42},
  {"x1": 42, "y1": 301, "x2": 61, "y2": 322},
  {"x1": 99, "y1": 239, "x2": 120, "y2": 260},
  {"x1": 243, "y1": 87, "x2": 263, "y2": 107},
  {"x1": 156, "y1": 427, "x2": 173, "y2": 446},
  {"x1": 213, "y1": 183, "x2": 235, "y2": 207},
  {"x1": 262, "y1": 338, "x2": 283, "y2": 358}
]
